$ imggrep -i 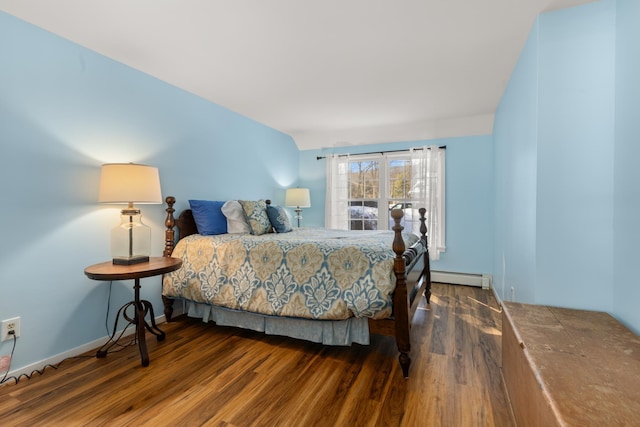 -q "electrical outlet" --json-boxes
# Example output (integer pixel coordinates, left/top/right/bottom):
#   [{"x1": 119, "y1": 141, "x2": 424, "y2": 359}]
[{"x1": 1, "y1": 317, "x2": 20, "y2": 341}]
